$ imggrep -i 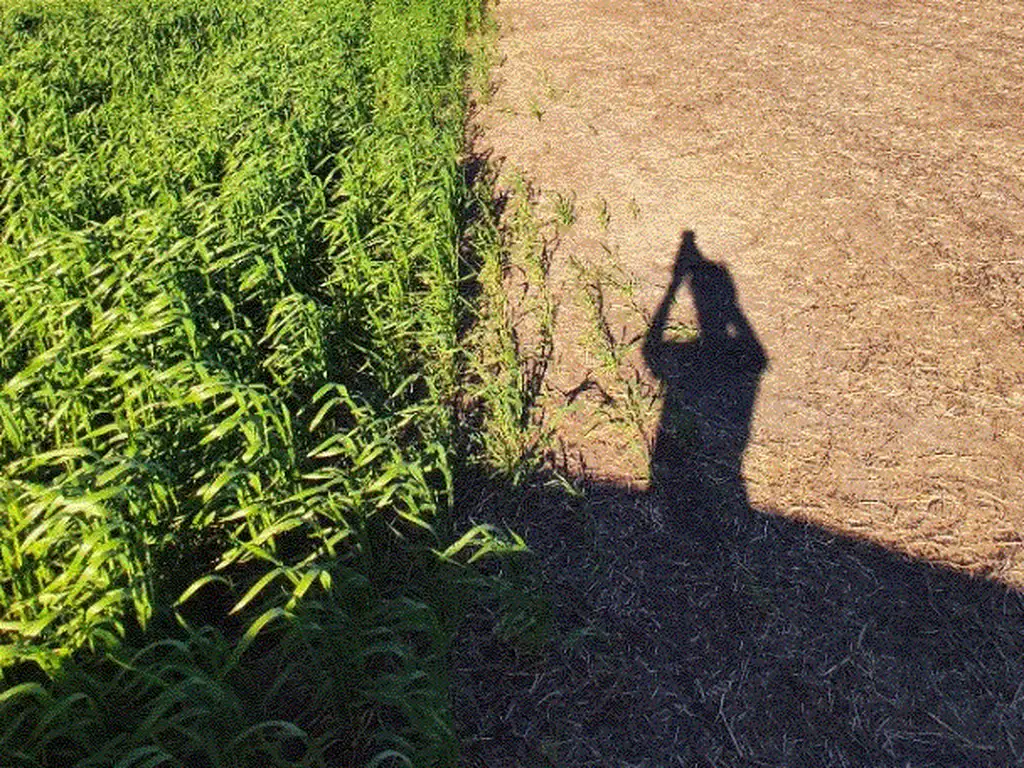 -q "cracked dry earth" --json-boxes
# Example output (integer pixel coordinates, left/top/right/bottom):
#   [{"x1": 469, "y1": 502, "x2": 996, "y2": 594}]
[{"x1": 455, "y1": 1, "x2": 1024, "y2": 766}]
